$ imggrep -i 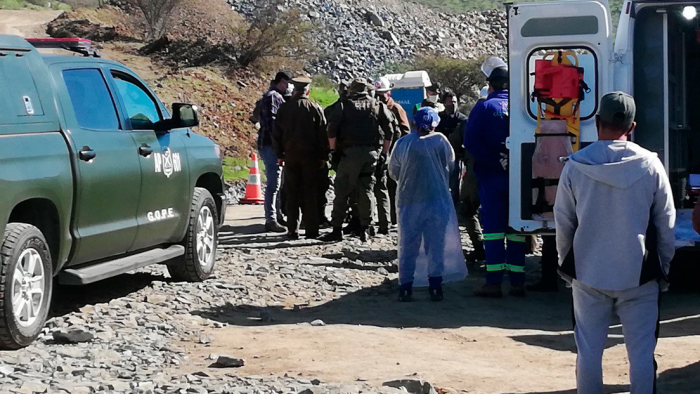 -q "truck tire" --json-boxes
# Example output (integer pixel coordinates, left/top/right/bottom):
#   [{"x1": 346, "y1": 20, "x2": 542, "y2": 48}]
[
  {"x1": 168, "y1": 188, "x2": 218, "y2": 282},
  {"x1": 0, "y1": 224, "x2": 53, "y2": 349}
]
